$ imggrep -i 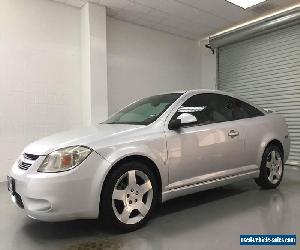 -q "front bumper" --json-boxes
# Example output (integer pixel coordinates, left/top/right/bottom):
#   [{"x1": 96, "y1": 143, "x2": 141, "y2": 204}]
[{"x1": 9, "y1": 151, "x2": 110, "y2": 222}]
